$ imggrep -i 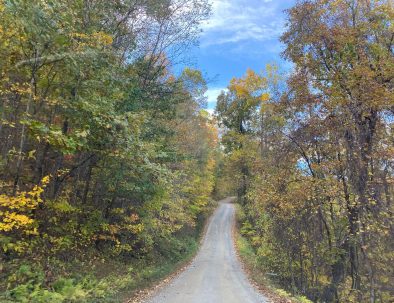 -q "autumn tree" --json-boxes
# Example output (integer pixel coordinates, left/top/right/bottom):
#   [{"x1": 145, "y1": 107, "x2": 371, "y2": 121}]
[
  {"x1": 218, "y1": 2, "x2": 393, "y2": 301},
  {"x1": 0, "y1": 0, "x2": 217, "y2": 300}
]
